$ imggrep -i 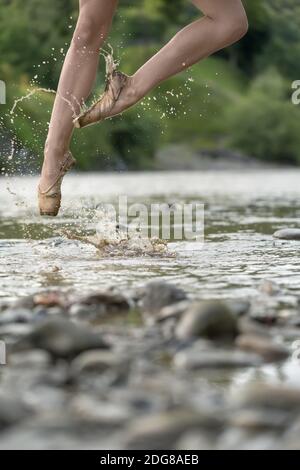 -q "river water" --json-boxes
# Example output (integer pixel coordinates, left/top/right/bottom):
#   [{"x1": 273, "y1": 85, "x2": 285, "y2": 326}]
[{"x1": 1, "y1": 169, "x2": 300, "y2": 302}]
